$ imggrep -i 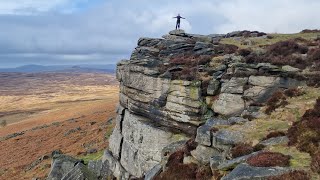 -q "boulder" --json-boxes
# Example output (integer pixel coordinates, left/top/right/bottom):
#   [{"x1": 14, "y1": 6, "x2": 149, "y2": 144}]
[
  {"x1": 195, "y1": 118, "x2": 231, "y2": 146},
  {"x1": 169, "y1": 29, "x2": 186, "y2": 36},
  {"x1": 102, "y1": 150, "x2": 129, "y2": 180},
  {"x1": 228, "y1": 117, "x2": 248, "y2": 125},
  {"x1": 210, "y1": 155, "x2": 225, "y2": 169},
  {"x1": 195, "y1": 124, "x2": 212, "y2": 146},
  {"x1": 218, "y1": 151, "x2": 261, "y2": 170},
  {"x1": 248, "y1": 76, "x2": 280, "y2": 87},
  {"x1": 207, "y1": 80, "x2": 221, "y2": 95},
  {"x1": 221, "y1": 77, "x2": 248, "y2": 94},
  {"x1": 138, "y1": 38, "x2": 162, "y2": 47},
  {"x1": 47, "y1": 154, "x2": 81, "y2": 180},
  {"x1": 282, "y1": 65, "x2": 300, "y2": 72},
  {"x1": 214, "y1": 130, "x2": 244, "y2": 146},
  {"x1": 221, "y1": 163, "x2": 290, "y2": 180},
  {"x1": 144, "y1": 164, "x2": 162, "y2": 180},
  {"x1": 61, "y1": 163, "x2": 97, "y2": 180},
  {"x1": 118, "y1": 111, "x2": 186, "y2": 177},
  {"x1": 259, "y1": 136, "x2": 289, "y2": 147},
  {"x1": 212, "y1": 93, "x2": 245, "y2": 116},
  {"x1": 161, "y1": 141, "x2": 187, "y2": 163},
  {"x1": 191, "y1": 145, "x2": 220, "y2": 164}
]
